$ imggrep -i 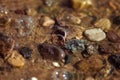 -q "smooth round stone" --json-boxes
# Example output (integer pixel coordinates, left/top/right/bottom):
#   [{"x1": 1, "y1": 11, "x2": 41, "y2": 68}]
[
  {"x1": 84, "y1": 28, "x2": 106, "y2": 41},
  {"x1": 6, "y1": 50, "x2": 25, "y2": 67}
]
